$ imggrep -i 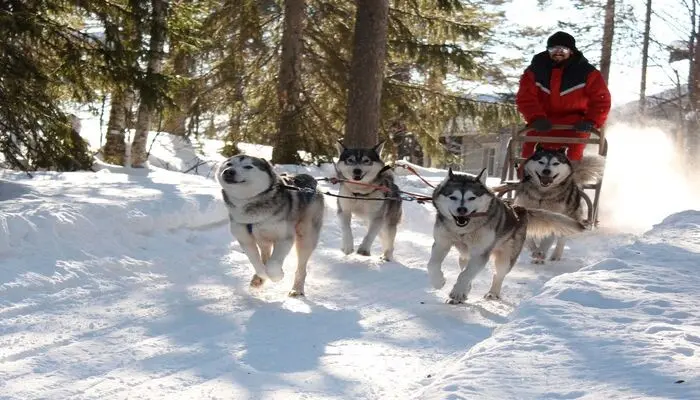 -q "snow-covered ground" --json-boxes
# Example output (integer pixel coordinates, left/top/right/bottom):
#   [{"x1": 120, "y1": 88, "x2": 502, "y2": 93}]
[
  {"x1": 1, "y1": 123, "x2": 699, "y2": 399},
  {"x1": 417, "y1": 211, "x2": 700, "y2": 399}
]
